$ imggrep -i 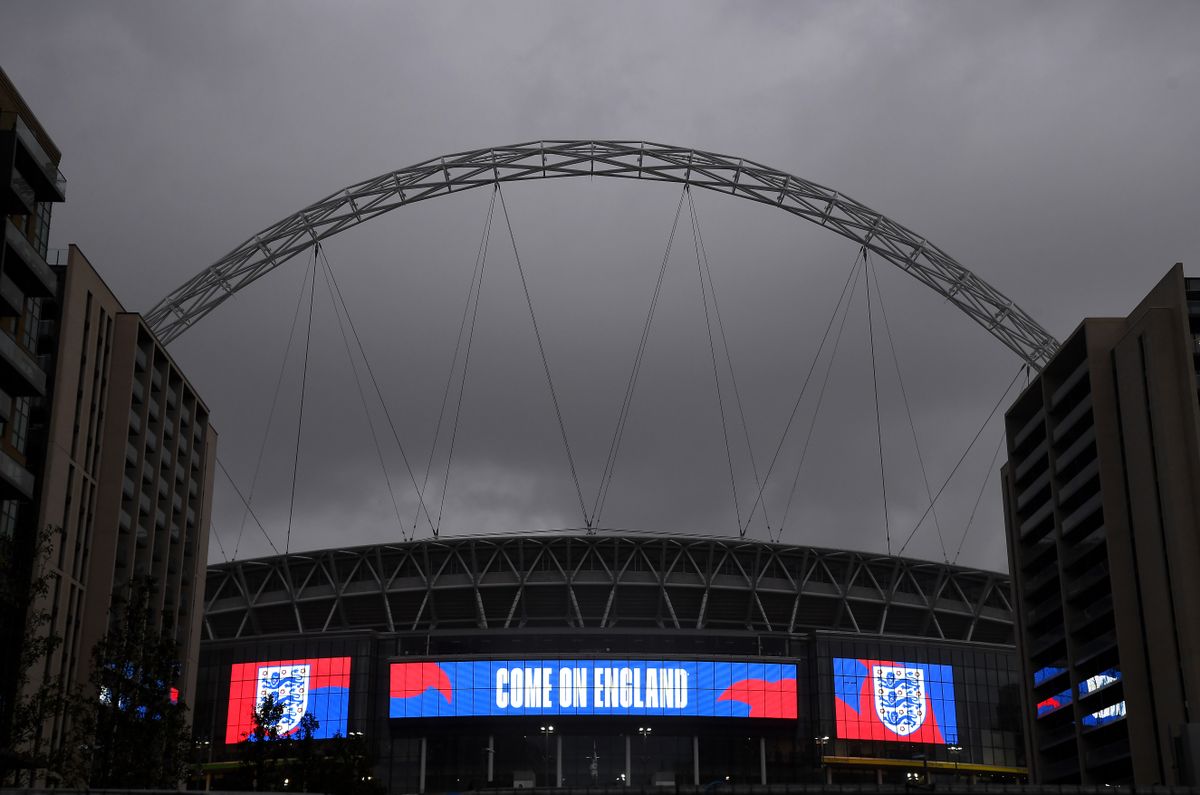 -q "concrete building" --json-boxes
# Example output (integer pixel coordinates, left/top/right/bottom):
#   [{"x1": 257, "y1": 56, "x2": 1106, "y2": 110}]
[
  {"x1": 0, "y1": 65, "x2": 67, "y2": 768},
  {"x1": 35, "y1": 245, "x2": 218, "y2": 756},
  {"x1": 1001, "y1": 264, "x2": 1200, "y2": 785}
]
